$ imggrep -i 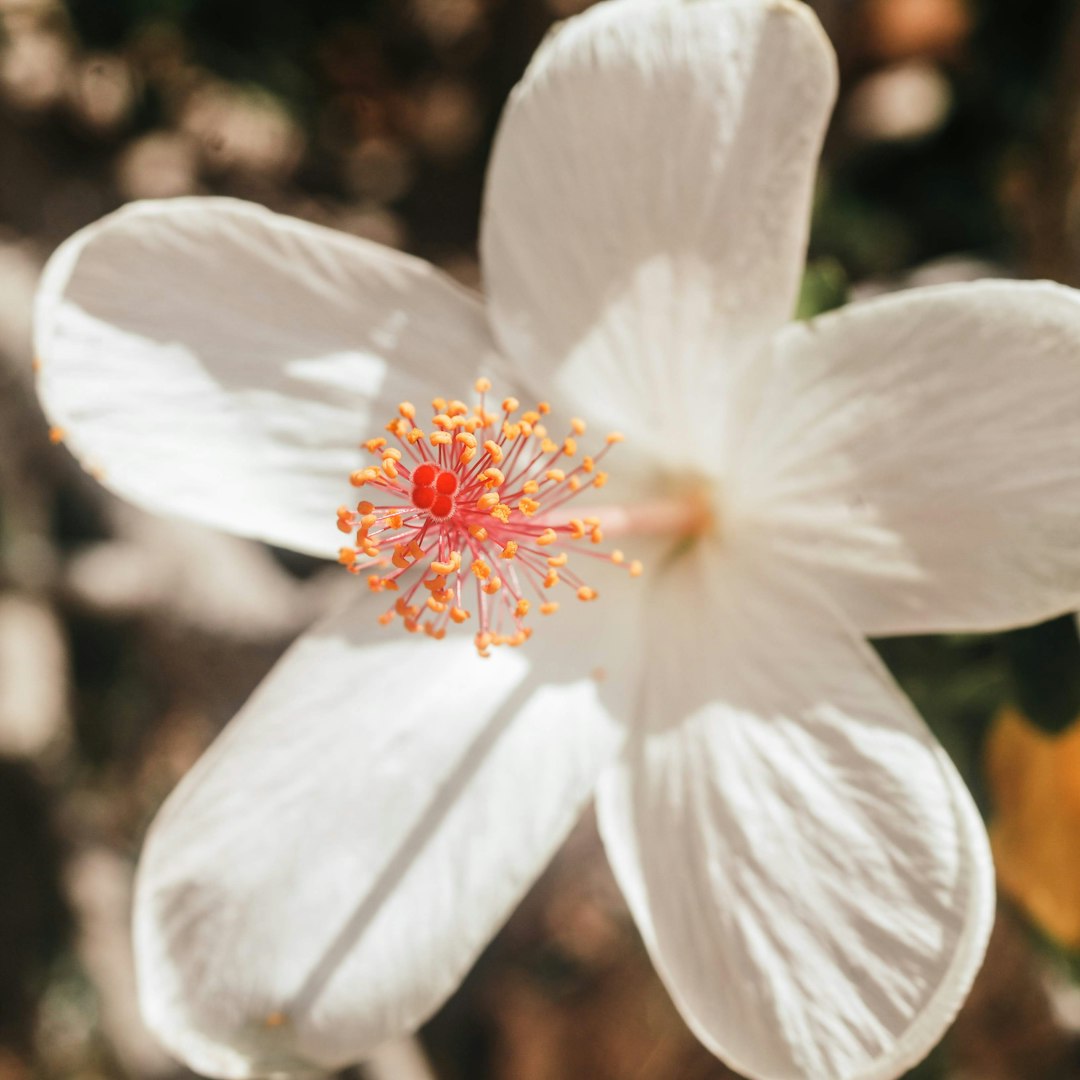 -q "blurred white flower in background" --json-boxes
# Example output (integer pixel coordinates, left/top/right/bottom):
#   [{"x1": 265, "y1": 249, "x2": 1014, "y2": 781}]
[{"x1": 31, "y1": 1, "x2": 1080, "y2": 1078}]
